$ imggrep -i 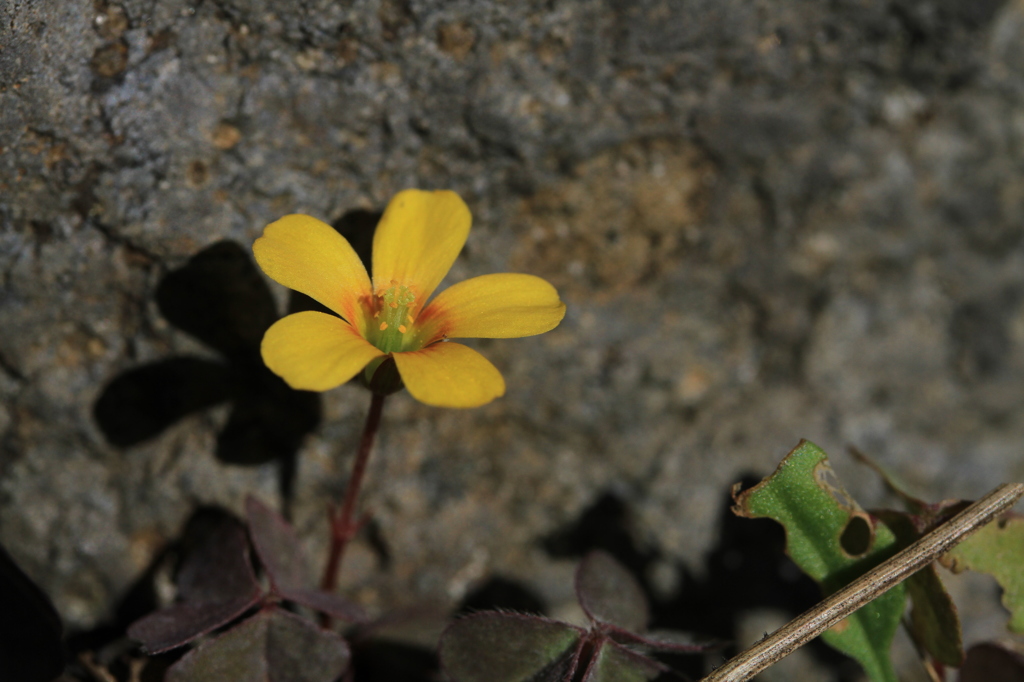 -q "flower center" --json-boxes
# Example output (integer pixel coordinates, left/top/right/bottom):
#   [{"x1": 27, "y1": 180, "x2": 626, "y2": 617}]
[{"x1": 369, "y1": 281, "x2": 416, "y2": 353}]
